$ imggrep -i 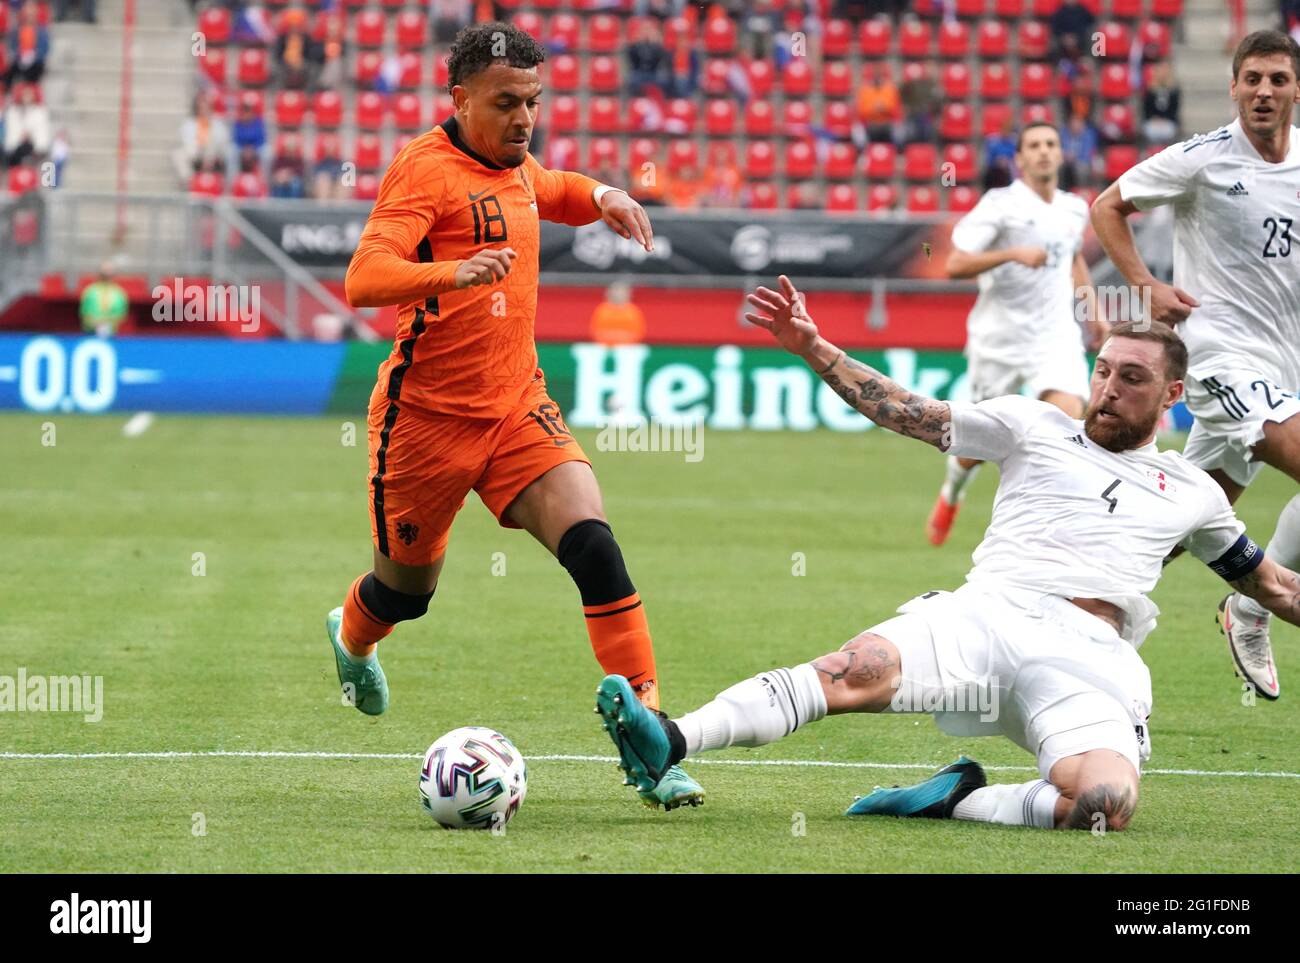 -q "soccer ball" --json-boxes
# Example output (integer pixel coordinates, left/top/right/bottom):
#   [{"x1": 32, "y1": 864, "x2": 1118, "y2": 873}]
[{"x1": 418, "y1": 726, "x2": 527, "y2": 830}]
